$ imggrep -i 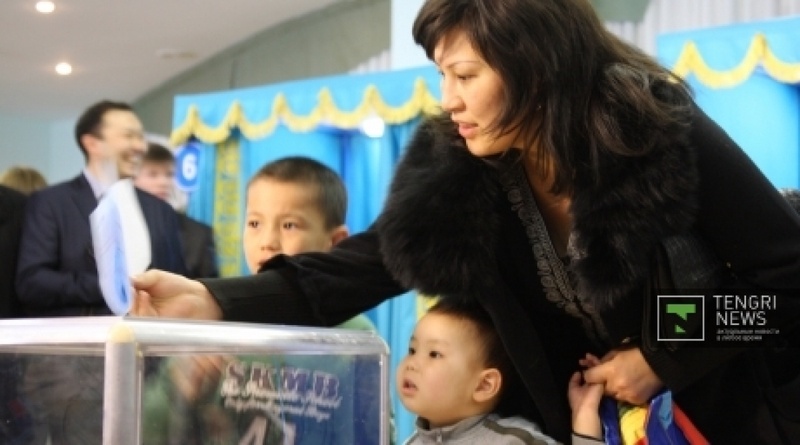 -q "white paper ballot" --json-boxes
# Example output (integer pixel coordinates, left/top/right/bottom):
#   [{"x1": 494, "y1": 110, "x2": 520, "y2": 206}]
[{"x1": 90, "y1": 179, "x2": 152, "y2": 315}]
